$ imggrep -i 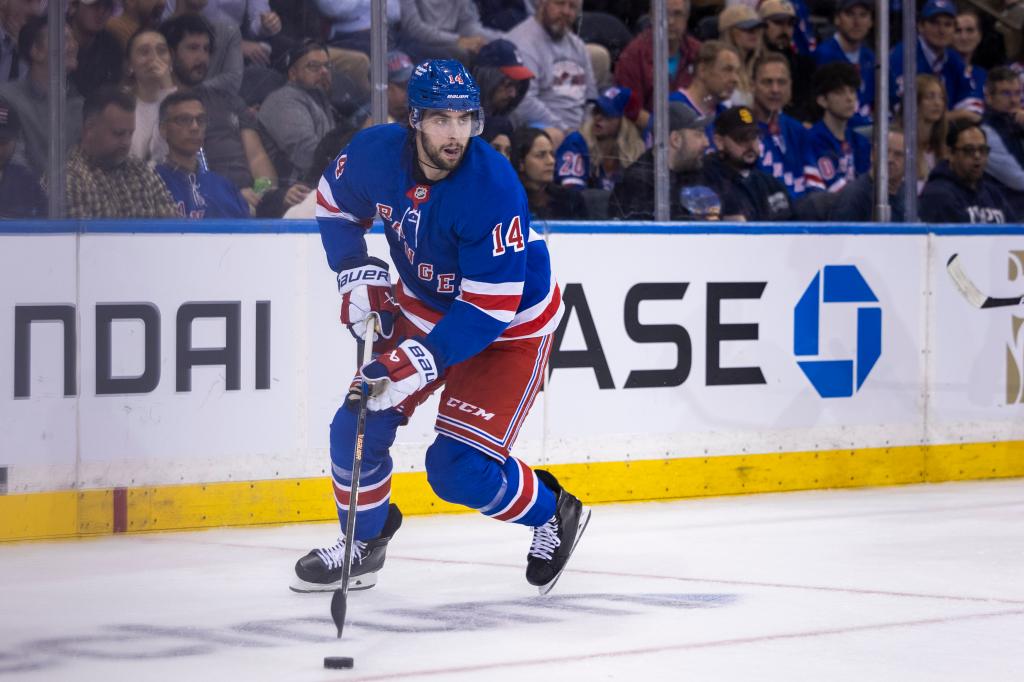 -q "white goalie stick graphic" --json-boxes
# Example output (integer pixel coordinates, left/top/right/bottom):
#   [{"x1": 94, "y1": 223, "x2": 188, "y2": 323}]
[{"x1": 946, "y1": 253, "x2": 1024, "y2": 309}]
